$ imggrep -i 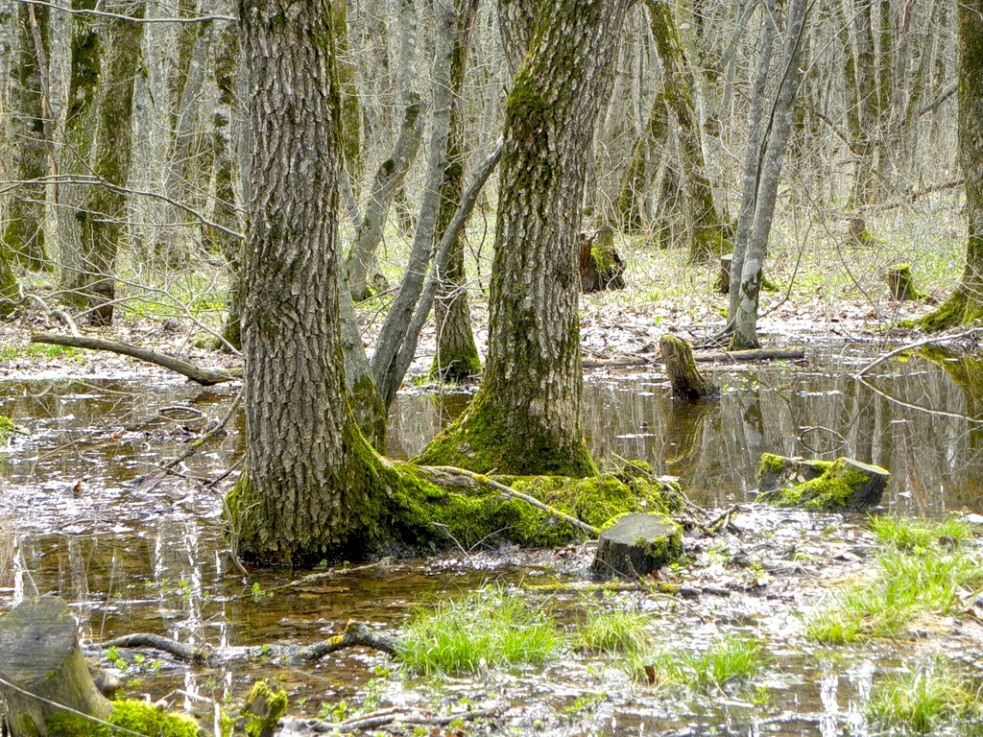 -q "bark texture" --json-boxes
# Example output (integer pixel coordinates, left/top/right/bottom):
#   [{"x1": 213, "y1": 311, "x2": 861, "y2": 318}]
[
  {"x1": 232, "y1": 0, "x2": 393, "y2": 564},
  {"x1": 416, "y1": 0, "x2": 631, "y2": 476},
  {"x1": 917, "y1": 0, "x2": 983, "y2": 330}
]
